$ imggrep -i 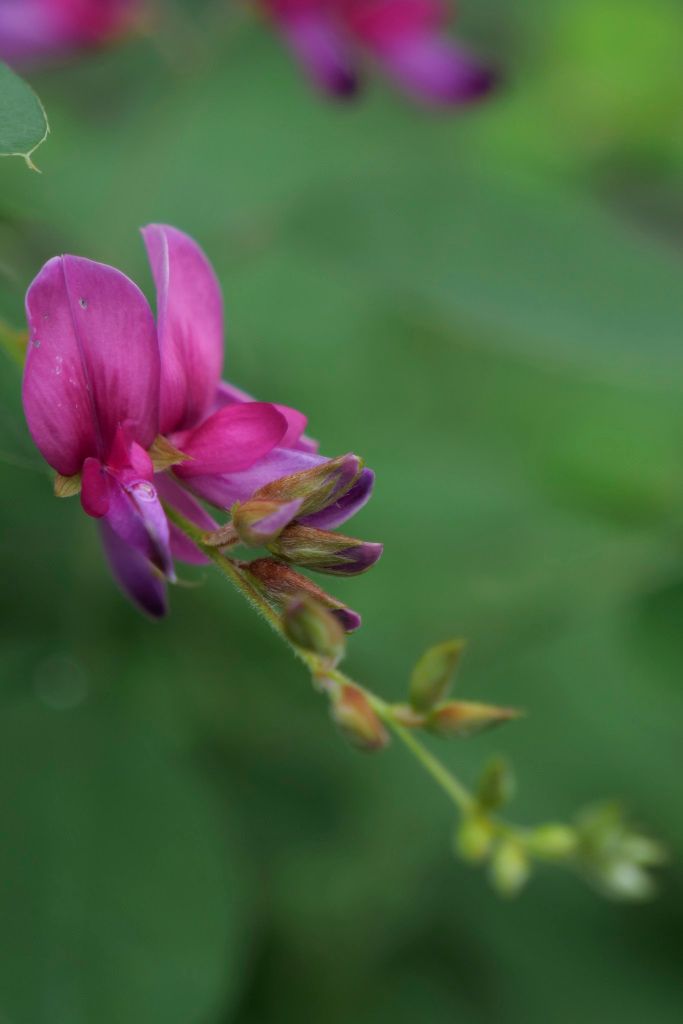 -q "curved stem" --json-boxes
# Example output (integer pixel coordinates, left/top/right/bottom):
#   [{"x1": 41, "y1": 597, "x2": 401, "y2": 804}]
[{"x1": 165, "y1": 502, "x2": 479, "y2": 818}]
